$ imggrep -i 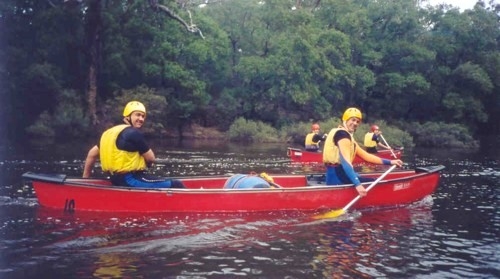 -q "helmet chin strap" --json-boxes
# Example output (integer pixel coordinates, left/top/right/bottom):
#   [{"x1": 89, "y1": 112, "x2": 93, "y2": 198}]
[
  {"x1": 342, "y1": 120, "x2": 355, "y2": 135},
  {"x1": 123, "y1": 116, "x2": 132, "y2": 125}
]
